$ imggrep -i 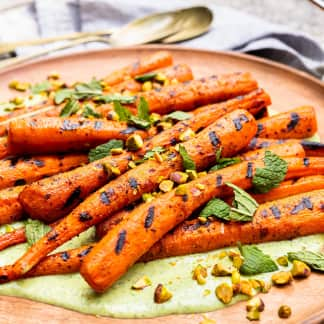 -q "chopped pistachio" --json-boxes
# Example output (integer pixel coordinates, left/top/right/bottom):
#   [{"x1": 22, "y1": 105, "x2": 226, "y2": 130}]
[
  {"x1": 291, "y1": 260, "x2": 311, "y2": 278},
  {"x1": 278, "y1": 305, "x2": 292, "y2": 319},
  {"x1": 9, "y1": 81, "x2": 30, "y2": 92},
  {"x1": 211, "y1": 263, "x2": 233, "y2": 276},
  {"x1": 277, "y1": 256, "x2": 289, "y2": 267},
  {"x1": 142, "y1": 81, "x2": 153, "y2": 92},
  {"x1": 170, "y1": 171, "x2": 188, "y2": 184},
  {"x1": 5, "y1": 224, "x2": 13, "y2": 233},
  {"x1": 203, "y1": 289, "x2": 211, "y2": 296},
  {"x1": 103, "y1": 163, "x2": 120, "y2": 177},
  {"x1": 157, "y1": 176, "x2": 165, "y2": 183},
  {"x1": 228, "y1": 250, "x2": 240, "y2": 259},
  {"x1": 8, "y1": 80, "x2": 19, "y2": 89},
  {"x1": 11, "y1": 97, "x2": 24, "y2": 105},
  {"x1": 195, "y1": 183, "x2": 205, "y2": 190},
  {"x1": 107, "y1": 111, "x2": 119, "y2": 121},
  {"x1": 231, "y1": 269, "x2": 241, "y2": 284},
  {"x1": 249, "y1": 279, "x2": 261, "y2": 290},
  {"x1": 159, "y1": 180, "x2": 174, "y2": 193},
  {"x1": 246, "y1": 296, "x2": 265, "y2": 312},
  {"x1": 175, "y1": 184, "x2": 188, "y2": 196},
  {"x1": 47, "y1": 71, "x2": 60, "y2": 80},
  {"x1": 186, "y1": 169, "x2": 198, "y2": 180},
  {"x1": 132, "y1": 276, "x2": 152, "y2": 290},
  {"x1": 256, "y1": 279, "x2": 272, "y2": 293},
  {"x1": 198, "y1": 216, "x2": 208, "y2": 224},
  {"x1": 163, "y1": 79, "x2": 170, "y2": 86},
  {"x1": 149, "y1": 113, "x2": 161, "y2": 124},
  {"x1": 179, "y1": 128, "x2": 195, "y2": 142},
  {"x1": 51, "y1": 80, "x2": 65, "y2": 90},
  {"x1": 215, "y1": 283, "x2": 233, "y2": 304},
  {"x1": 154, "y1": 151, "x2": 164, "y2": 163},
  {"x1": 126, "y1": 134, "x2": 144, "y2": 151},
  {"x1": 240, "y1": 280, "x2": 255, "y2": 297},
  {"x1": 232, "y1": 283, "x2": 241, "y2": 296},
  {"x1": 218, "y1": 251, "x2": 228, "y2": 259},
  {"x1": 198, "y1": 171, "x2": 207, "y2": 178},
  {"x1": 154, "y1": 284, "x2": 172, "y2": 304},
  {"x1": 271, "y1": 271, "x2": 293, "y2": 286},
  {"x1": 232, "y1": 255, "x2": 244, "y2": 269},
  {"x1": 192, "y1": 264, "x2": 208, "y2": 285},
  {"x1": 246, "y1": 309, "x2": 260, "y2": 321},
  {"x1": 110, "y1": 148, "x2": 124, "y2": 155},
  {"x1": 128, "y1": 161, "x2": 137, "y2": 169},
  {"x1": 155, "y1": 73, "x2": 167, "y2": 83},
  {"x1": 170, "y1": 78, "x2": 179, "y2": 85},
  {"x1": 142, "y1": 193, "x2": 154, "y2": 203},
  {"x1": 157, "y1": 121, "x2": 173, "y2": 131}
]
